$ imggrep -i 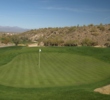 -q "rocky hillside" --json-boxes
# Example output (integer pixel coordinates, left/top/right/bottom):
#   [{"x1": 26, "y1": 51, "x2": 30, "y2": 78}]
[{"x1": 20, "y1": 24, "x2": 110, "y2": 47}]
